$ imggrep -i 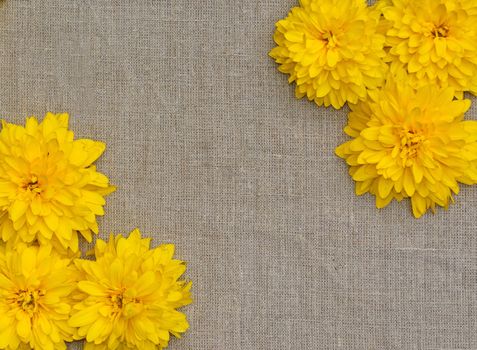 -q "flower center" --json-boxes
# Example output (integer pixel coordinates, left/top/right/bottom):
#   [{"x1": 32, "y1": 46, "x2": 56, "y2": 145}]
[
  {"x1": 111, "y1": 293, "x2": 124, "y2": 310},
  {"x1": 21, "y1": 175, "x2": 42, "y2": 194},
  {"x1": 399, "y1": 129, "x2": 425, "y2": 165},
  {"x1": 322, "y1": 31, "x2": 337, "y2": 47},
  {"x1": 432, "y1": 24, "x2": 449, "y2": 38},
  {"x1": 110, "y1": 290, "x2": 143, "y2": 319},
  {"x1": 15, "y1": 289, "x2": 43, "y2": 316}
]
